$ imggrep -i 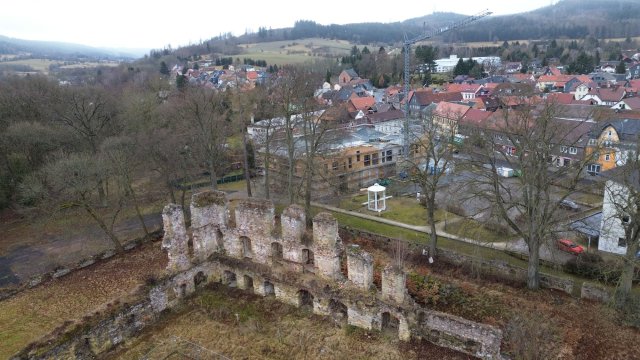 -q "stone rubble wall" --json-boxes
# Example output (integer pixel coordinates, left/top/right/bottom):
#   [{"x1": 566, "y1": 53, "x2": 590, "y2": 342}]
[
  {"x1": 14, "y1": 191, "x2": 503, "y2": 360},
  {"x1": 156, "y1": 190, "x2": 503, "y2": 359}
]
